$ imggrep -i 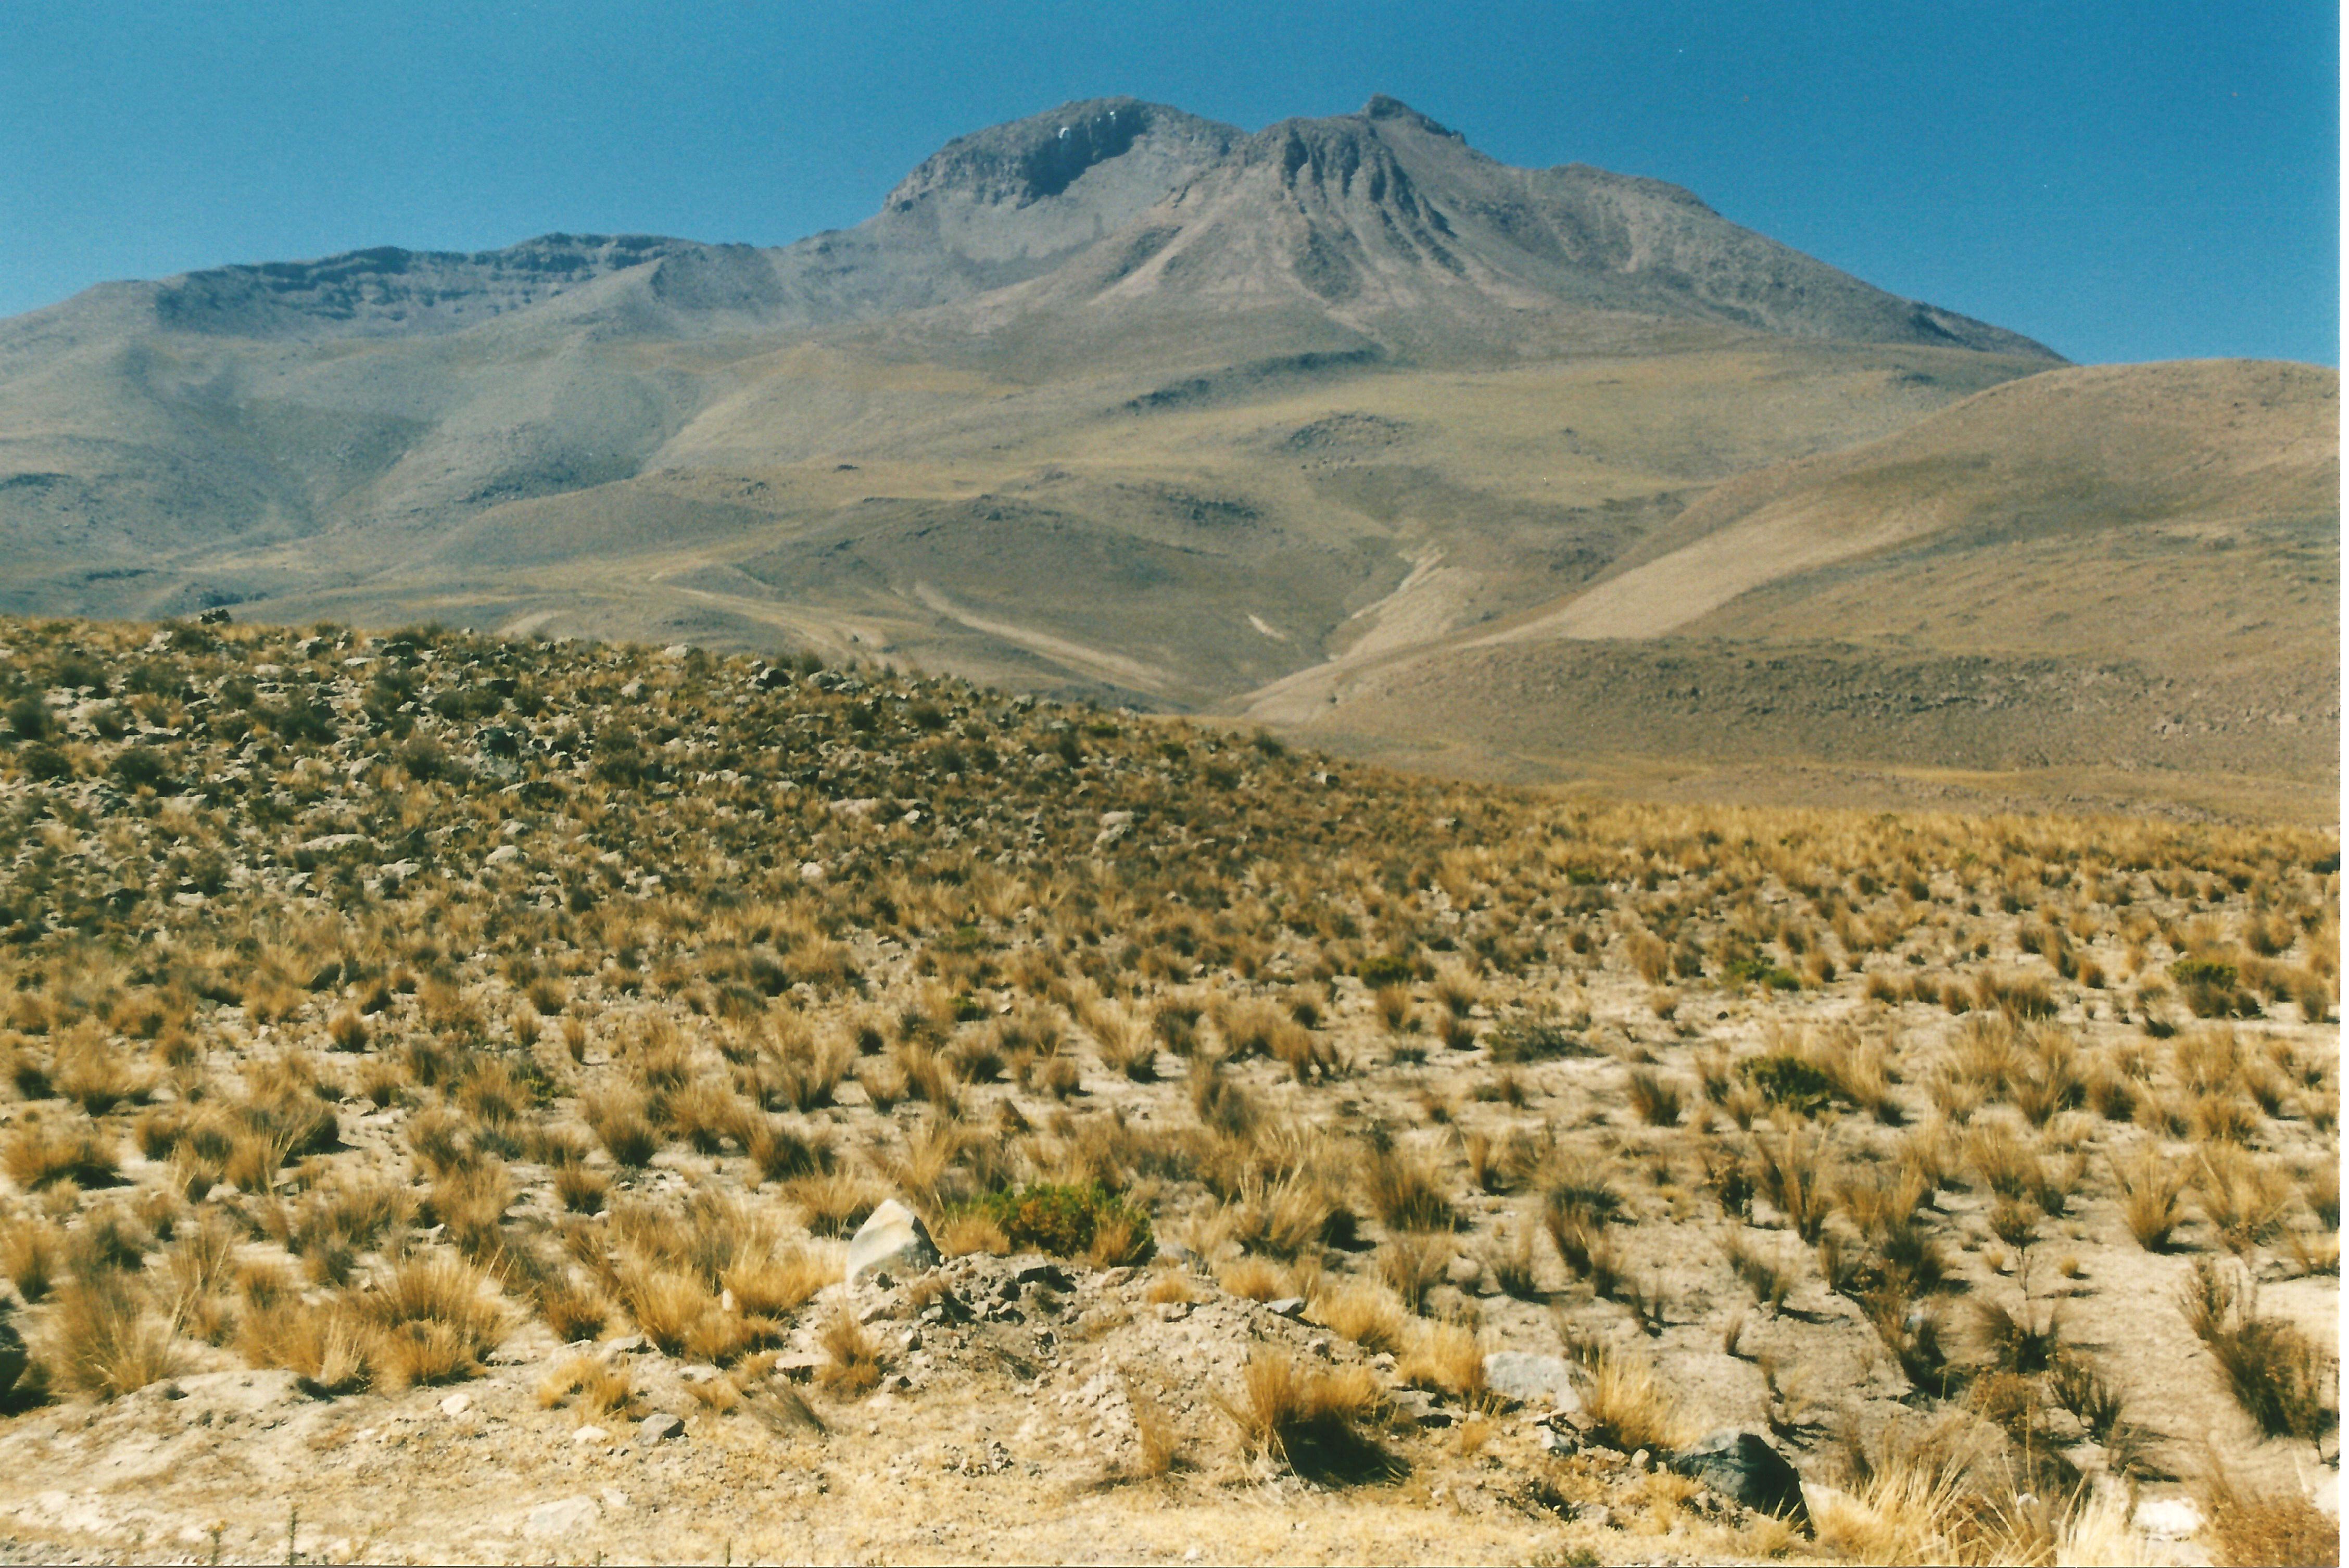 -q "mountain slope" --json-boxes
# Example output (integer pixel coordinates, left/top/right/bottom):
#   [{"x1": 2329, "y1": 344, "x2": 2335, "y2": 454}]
[{"x1": 1245, "y1": 359, "x2": 2338, "y2": 810}]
